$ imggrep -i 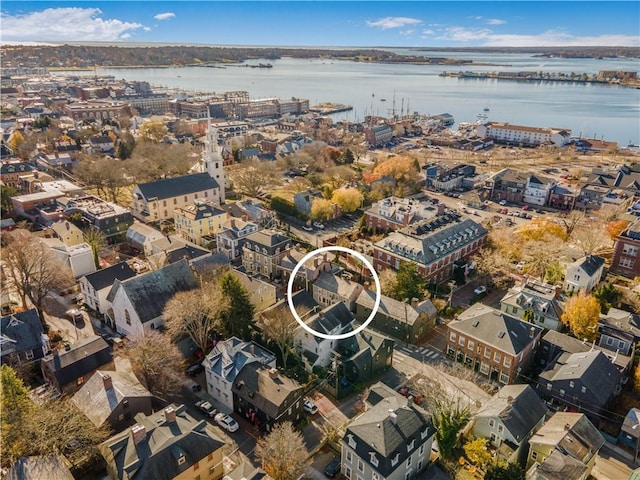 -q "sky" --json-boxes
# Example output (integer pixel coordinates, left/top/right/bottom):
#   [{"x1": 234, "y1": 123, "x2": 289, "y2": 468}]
[{"x1": 1, "y1": 1, "x2": 639, "y2": 47}]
